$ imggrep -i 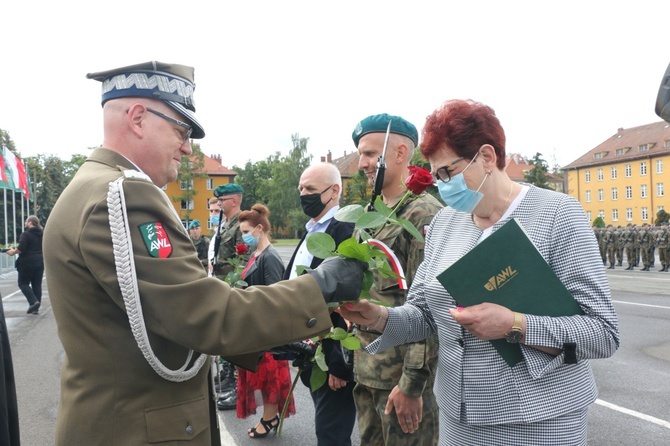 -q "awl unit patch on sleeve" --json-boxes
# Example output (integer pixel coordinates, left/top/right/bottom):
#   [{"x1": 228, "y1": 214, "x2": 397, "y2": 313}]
[{"x1": 139, "y1": 221, "x2": 173, "y2": 258}]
